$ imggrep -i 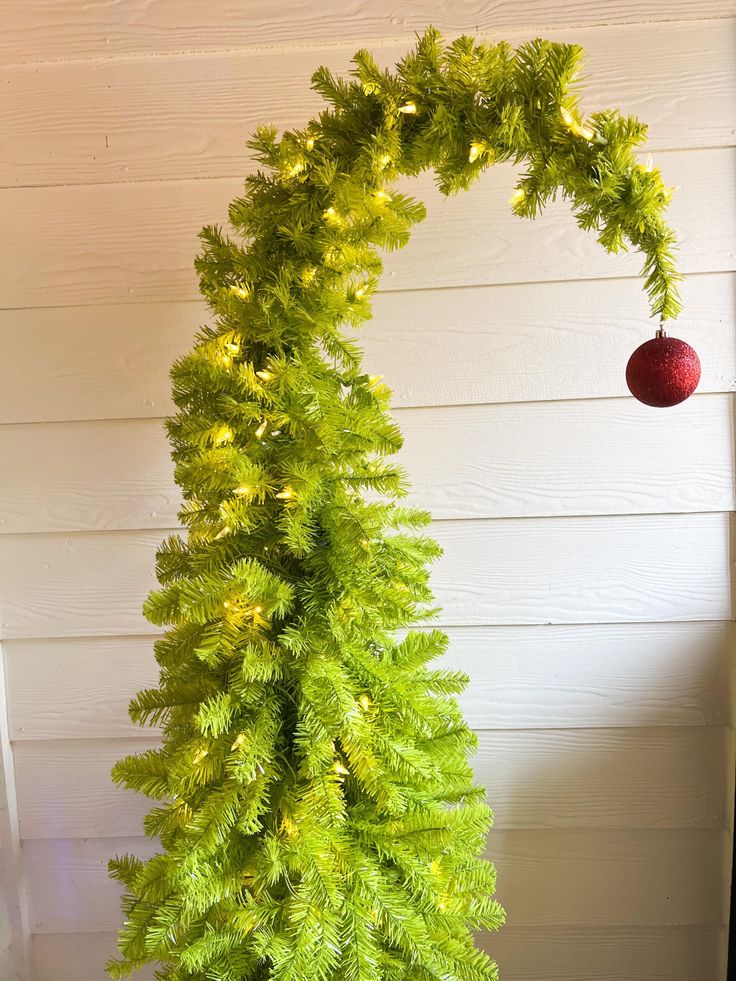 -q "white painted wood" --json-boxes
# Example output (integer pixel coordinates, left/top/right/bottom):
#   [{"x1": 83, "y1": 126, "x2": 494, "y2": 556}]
[
  {"x1": 479, "y1": 925, "x2": 728, "y2": 981},
  {"x1": 441, "y1": 622, "x2": 735, "y2": 729},
  {"x1": 31, "y1": 925, "x2": 726, "y2": 981},
  {"x1": 0, "y1": 644, "x2": 28, "y2": 980},
  {"x1": 3, "y1": 20, "x2": 734, "y2": 187},
  {"x1": 1, "y1": 148, "x2": 732, "y2": 310},
  {"x1": 430, "y1": 512, "x2": 733, "y2": 626},
  {"x1": 0, "y1": 513, "x2": 730, "y2": 639},
  {"x1": 12, "y1": 727, "x2": 730, "y2": 839},
  {"x1": 5, "y1": 622, "x2": 732, "y2": 740},
  {"x1": 3, "y1": 2, "x2": 734, "y2": 63},
  {"x1": 1, "y1": 393, "x2": 732, "y2": 534},
  {"x1": 492, "y1": 828, "x2": 731, "y2": 927},
  {"x1": 23, "y1": 829, "x2": 729, "y2": 931},
  {"x1": 25, "y1": 836, "x2": 159, "y2": 934},
  {"x1": 0, "y1": 274, "x2": 732, "y2": 425},
  {"x1": 33, "y1": 932, "x2": 156, "y2": 981}
]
